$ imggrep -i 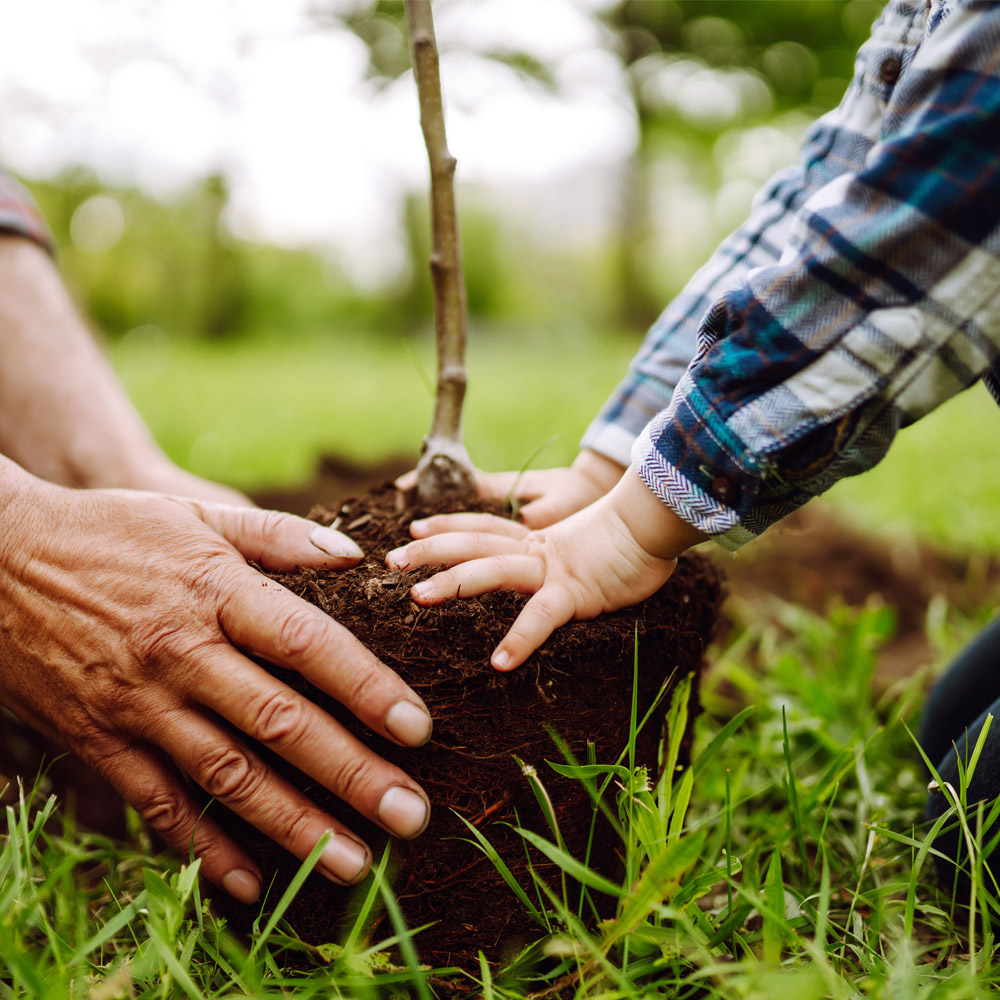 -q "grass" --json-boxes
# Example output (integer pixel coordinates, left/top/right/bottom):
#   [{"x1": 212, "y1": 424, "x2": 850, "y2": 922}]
[
  {"x1": 4, "y1": 592, "x2": 1000, "y2": 997},
  {"x1": 107, "y1": 325, "x2": 637, "y2": 495},
  {"x1": 109, "y1": 328, "x2": 1000, "y2": 554}
]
